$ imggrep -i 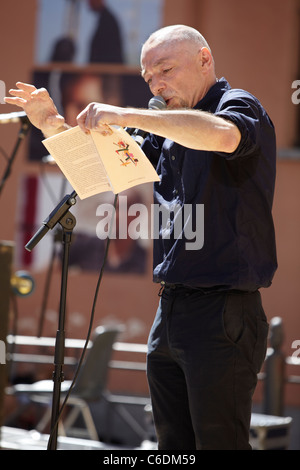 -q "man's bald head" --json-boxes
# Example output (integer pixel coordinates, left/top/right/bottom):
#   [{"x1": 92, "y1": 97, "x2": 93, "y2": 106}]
[{"x1": 142, "y1": 25, "x2": 212, "y2": 57}]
